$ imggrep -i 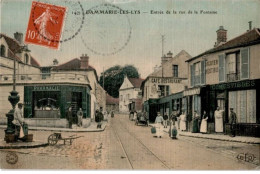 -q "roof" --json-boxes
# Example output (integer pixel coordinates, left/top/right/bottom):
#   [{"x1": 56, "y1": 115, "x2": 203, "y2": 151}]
[
  {"x1": 52, "y1": 58, "x2": 95, "y2": 71},
  {"x1": 128, "y1": 77, "x2": 144, "y2": 88},
  {"x1": 106, "y1": 93, "x2": 119, "y2": 105},
  {"x1": 52, "y1": 58, "x2": 98, "y2": 81},
  {"x1": 30, "y1": 55, "x2": 41, "y2": 67},
  {"x1": 186, "y1": 28, "x2": 260, "y2": 62},
  {"x1": 1, "y1": 33, "x2": 41, "y2": 67}
]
